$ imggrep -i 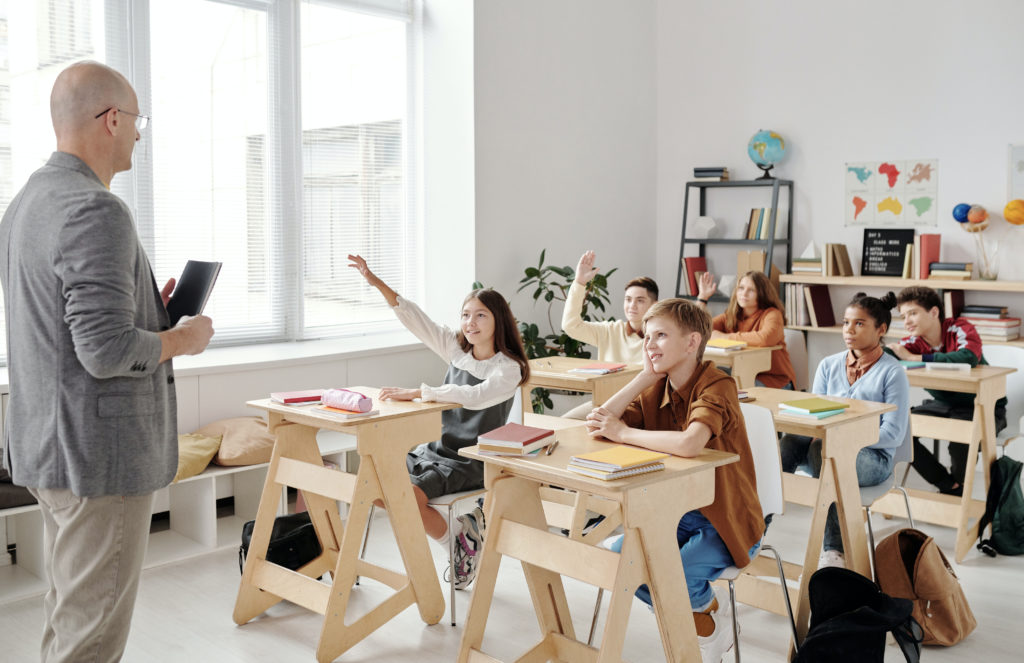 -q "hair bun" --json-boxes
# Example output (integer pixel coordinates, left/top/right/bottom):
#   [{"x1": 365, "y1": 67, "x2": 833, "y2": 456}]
[
  {"x1": 880, "y1": 291, "x2": 897, "y2": 308},
  {"x1": 854, "y1": 292, "x2": 867, "y2": 299}
]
